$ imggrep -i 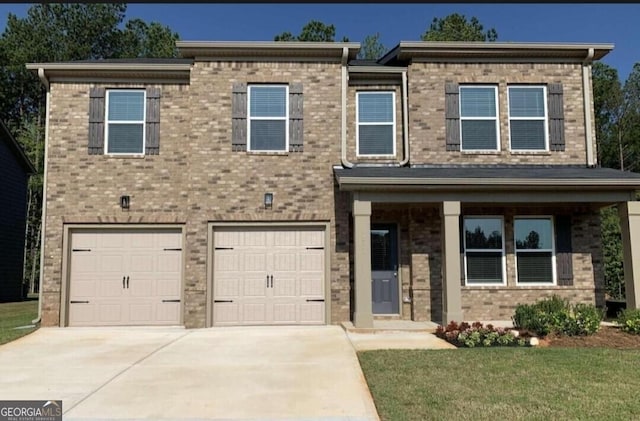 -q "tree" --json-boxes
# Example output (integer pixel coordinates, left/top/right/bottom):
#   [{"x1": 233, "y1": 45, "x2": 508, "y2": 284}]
[
  {"x1": 274, "y1": 20, "x2": 349, "y2": 42},
  {"x1": 358, "y1": 33, "x2": 386, "y2": 60},
  {"x1": 592, "y1": 62, "x2": 625, "y2": 169},
  {"x1": 422, "y1": 14, "x2": 498, "y2": 42}
]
